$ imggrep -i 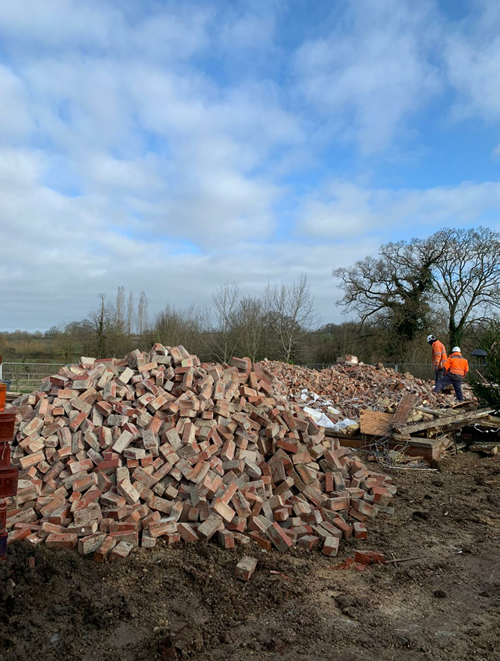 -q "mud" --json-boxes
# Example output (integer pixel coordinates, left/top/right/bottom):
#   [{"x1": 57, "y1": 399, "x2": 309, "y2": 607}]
[{"x1": 1, "y1": 452, "x2": 499, "y2": 661}]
